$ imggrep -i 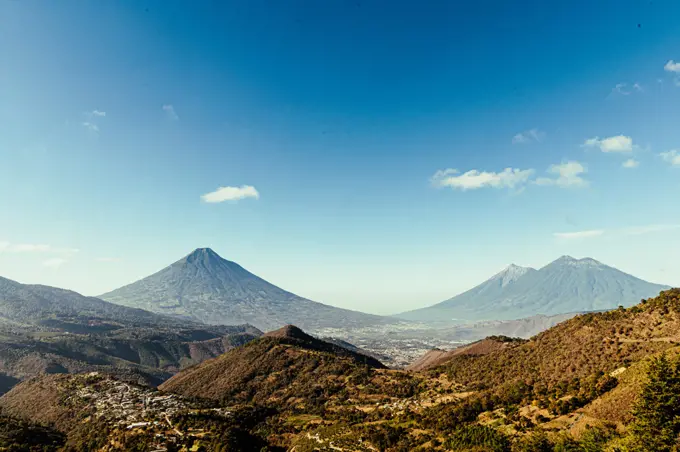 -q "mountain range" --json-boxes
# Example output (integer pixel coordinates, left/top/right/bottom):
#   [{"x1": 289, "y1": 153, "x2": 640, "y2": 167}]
[
  {"x1": 100, "y1": 247, "x2": 392, "y2": 332},
  {"x1": 398, "y1": 255, "x2": 669, "y2": 323},
  {"x1": 0, "y1": 275, "x2": 262, "y2": 394}
]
